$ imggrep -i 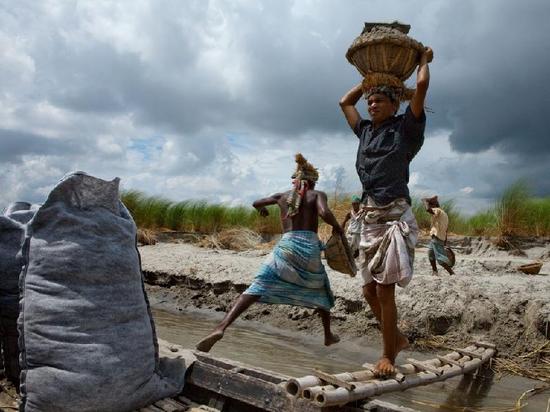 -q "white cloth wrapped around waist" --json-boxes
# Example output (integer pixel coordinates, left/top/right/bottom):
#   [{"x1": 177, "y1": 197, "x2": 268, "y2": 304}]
[{"x1": 359, "y1": 199, "x2": 419, "y2": 287}]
